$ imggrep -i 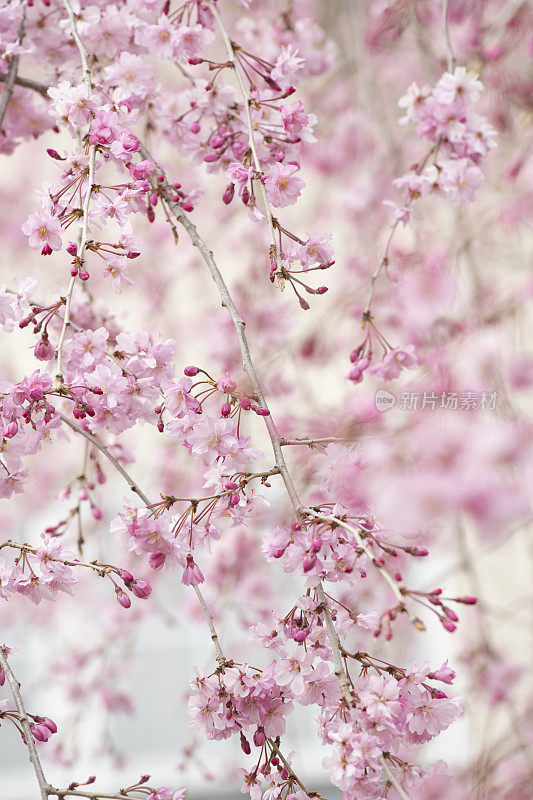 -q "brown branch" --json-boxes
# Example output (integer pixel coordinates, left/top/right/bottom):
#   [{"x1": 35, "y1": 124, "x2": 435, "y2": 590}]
[{"x1": 0, "y1": 72, "x2": 48, "y2": 96}]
